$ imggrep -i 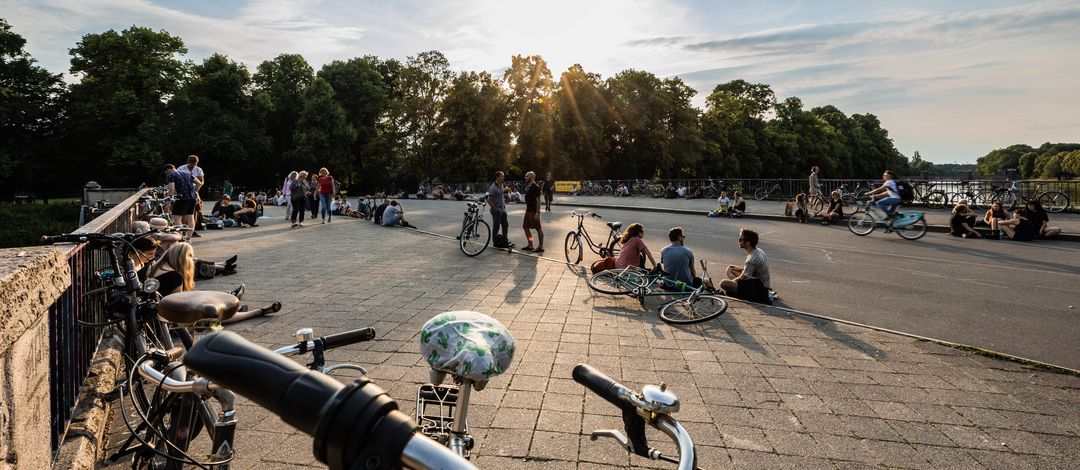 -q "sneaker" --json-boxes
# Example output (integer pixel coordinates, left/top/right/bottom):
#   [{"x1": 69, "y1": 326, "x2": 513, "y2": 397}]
[
  {"x1": 291, "y1": 223, "x2": 298, "y2": 228},
  {"x1": 521, "y1": 246, "x2": 534, "y2": 252},
  {"x1": 299, "y1": 223, "x2": 304, "y2": 227},
  {"x1": 321, "y1": 220, "x2": 325, "y2": 224},
  {"x1": 533, "y1": 247, "x2": 544, "y2": 253},
  {"x1": 191, "y1": 232, "x2": 203, "y2": 238}
]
